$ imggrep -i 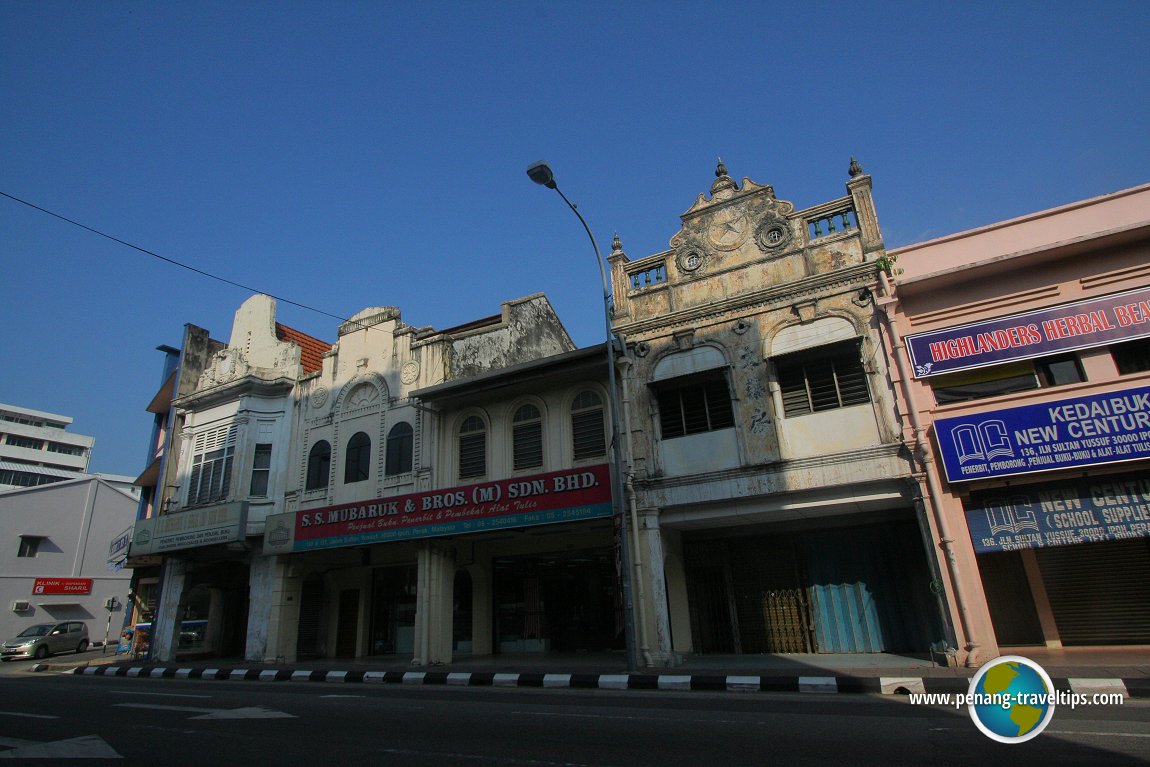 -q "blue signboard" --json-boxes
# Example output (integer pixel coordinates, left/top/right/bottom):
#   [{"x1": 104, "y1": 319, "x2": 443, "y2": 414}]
[
  {"x1": 906, "y1": 286, "x2": 1150, "y2": 378},
  {"x1": 966, "y1": 472, "x2": 1150, "y2": 553},
  {"x1": 934, "y1": 385, "x2": 1150, "y2": 482}
]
